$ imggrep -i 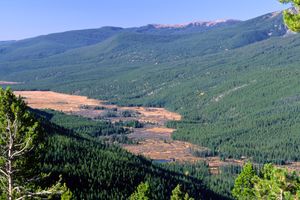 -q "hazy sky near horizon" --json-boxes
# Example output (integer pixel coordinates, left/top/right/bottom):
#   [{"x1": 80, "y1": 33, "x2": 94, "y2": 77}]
[{"x1": 0, "y1": 0, "x2": 289, "y2": 40}]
